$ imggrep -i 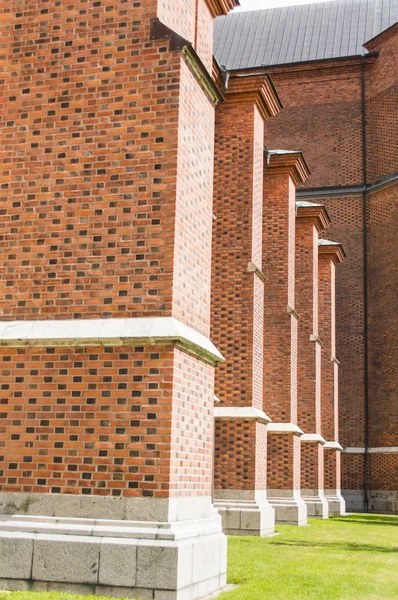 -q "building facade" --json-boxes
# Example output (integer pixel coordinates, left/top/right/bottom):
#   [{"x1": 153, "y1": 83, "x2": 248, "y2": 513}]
[{"x1": 0, "y1": 0, "x2": 396, "y2": 598}]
